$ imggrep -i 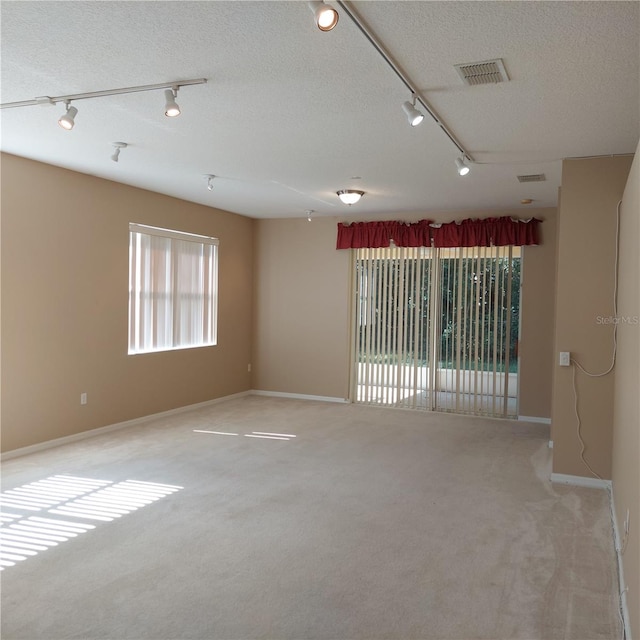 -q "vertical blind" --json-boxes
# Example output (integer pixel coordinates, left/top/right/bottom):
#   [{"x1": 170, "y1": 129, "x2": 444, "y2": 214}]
[
  {"x1": 128, "y1": 223, "x2": 218, "y2": 354},
  {"x1": 353, "y1": 245, "x2": 520, "y2": 418}
]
